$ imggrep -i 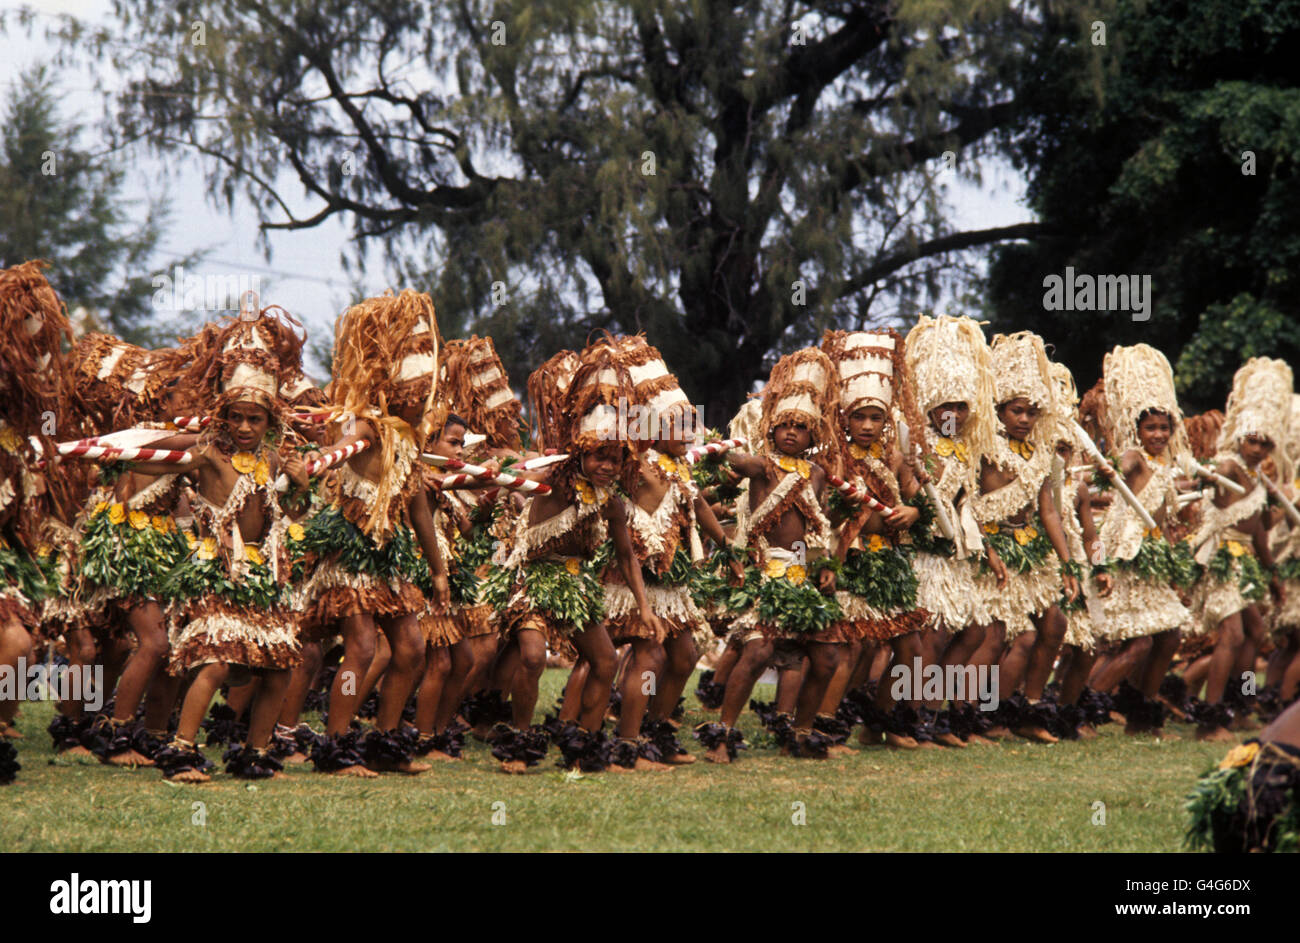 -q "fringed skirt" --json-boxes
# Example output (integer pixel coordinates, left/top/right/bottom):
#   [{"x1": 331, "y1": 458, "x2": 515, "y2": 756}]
[
  {"x1": 419, "y1": 607, "x2": 463, "y2": 647},
  {"x1": 298, "y1": 558, "x2": 426, "y2": 638},
  {"x1": 0, "y1": 588, "x2": 36, "y2": 634},
  {"x1": 1099, "y1": 571, "x2": 1189, "y2": 641},
  {"x1": 830, "y1": 591, "x2": 928, "y2": 643},
  {"x1": 168, "y1": 596, "x2": 300, "y2": 674},
  {"x1": 456, "y1": 602, "x2": 498, "y2": 639},
  {"x1": 913, "y1": 552, "x2": 990, "y2": 631},
  {"x1": 972, "y1": 560, "x2": 1060, "y2": 639},
  {"x1": 604, "y1": 581, "x2": 704, "y2": 644}
]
